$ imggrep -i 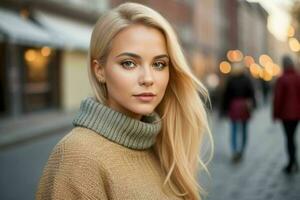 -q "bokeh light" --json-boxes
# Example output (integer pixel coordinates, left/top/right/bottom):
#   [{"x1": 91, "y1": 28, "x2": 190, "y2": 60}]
[
  {"x1": 220, "y1": 61, "x2": 231, "y2": 74},
  {"x1": 272, "y1": 64, "x2": 282, "y2": 76},
  {"x1": 25, "y1": 49, "x2": 37, "y2": 62},
  {"x1": 244, "y1": 56, "x2": 255, "y2": 68},
  {"x1": 287, "y1": 25, "x2": 295, "y2": 38},
  {"x1": 288, "y1": 37, "x2": 300, "y2": 52},
  {"x1": 264, "y1": 62, "x2": 274, "y2": 75},
  {"x1": 227, "y1": 50, "x2": 243, "y2": 62},
  {"x1": 262, "y1": 69, "x2": 272, "y2": 81},
  {"x1": 250, "y1": 63, "x2": 261, "y2": 78},
  {"x1": 41, "y1": 47, "x2": 52, "y2": 57},
  {"x1": 259, "y1": 54, "x2": 272, "y2": 66}
]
